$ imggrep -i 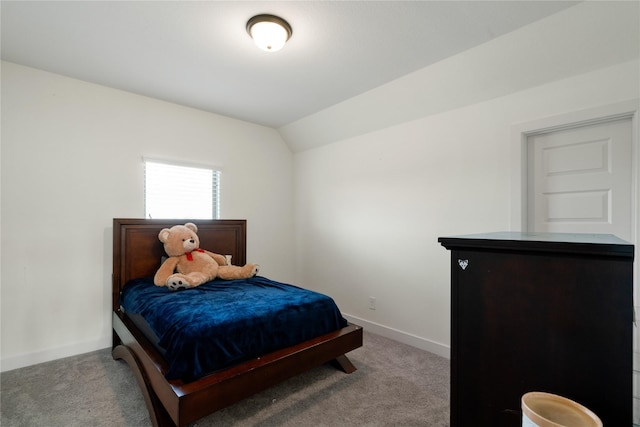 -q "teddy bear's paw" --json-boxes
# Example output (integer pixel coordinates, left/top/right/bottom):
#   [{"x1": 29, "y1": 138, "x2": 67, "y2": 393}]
[{"x1": 167, "y1": 278, "x2": 189, "y2": 291}]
